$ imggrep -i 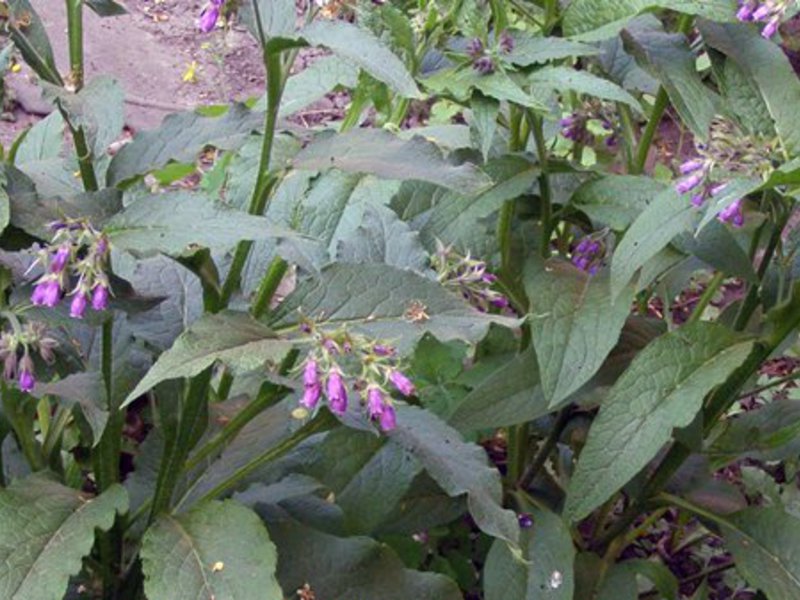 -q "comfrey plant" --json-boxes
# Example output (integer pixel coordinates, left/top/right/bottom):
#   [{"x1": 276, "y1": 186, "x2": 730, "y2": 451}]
[{"x1": 4, "y1": 0, "x2": 800, "y2": 598}]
